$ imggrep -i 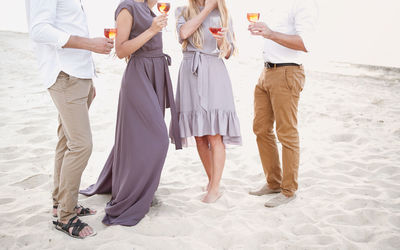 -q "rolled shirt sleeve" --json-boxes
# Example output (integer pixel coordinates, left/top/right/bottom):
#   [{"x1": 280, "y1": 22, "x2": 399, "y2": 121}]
[
  {"x1": 27, "y1": 0, "x2": 70, "y2": 48},
  {"x1": 294, "y1": 0, "x2": 318, "y2": 52}
]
